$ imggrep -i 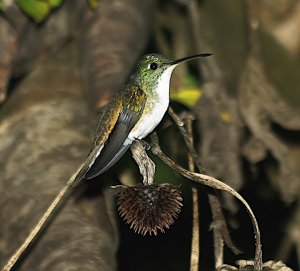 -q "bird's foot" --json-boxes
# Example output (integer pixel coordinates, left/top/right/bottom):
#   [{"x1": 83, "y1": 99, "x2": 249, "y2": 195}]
[{"x1": 135, "y1": 139, "x2": 151, "y2": 150}]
